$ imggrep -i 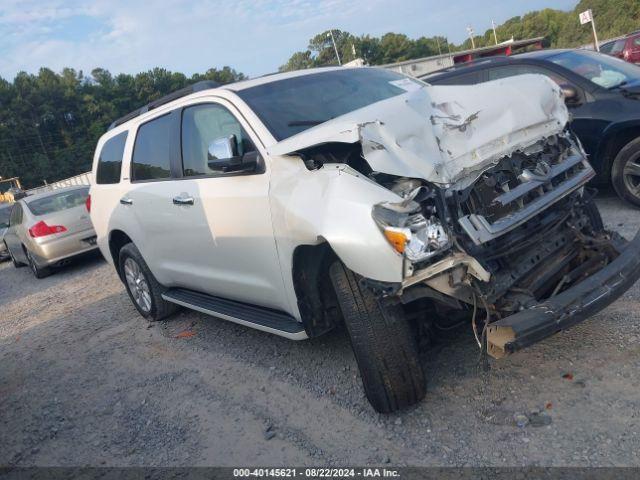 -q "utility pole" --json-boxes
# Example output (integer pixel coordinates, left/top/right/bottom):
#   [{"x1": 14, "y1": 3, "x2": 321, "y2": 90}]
[
  {"x1": 591, "y1": 17, "x2": 600, "y2": 51},
  {"x1": 491, "y1": 20, "x2": 499, "y2": 45},
  {"x1": 579, "y1": 9, "x2": 600, "y2": 51},
  {"x1": 466, "y1": 26, "x2": 475, "y2": 49},
  {"x1": 327, "y1": 30, "x2": 342, "y2": 65}
]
